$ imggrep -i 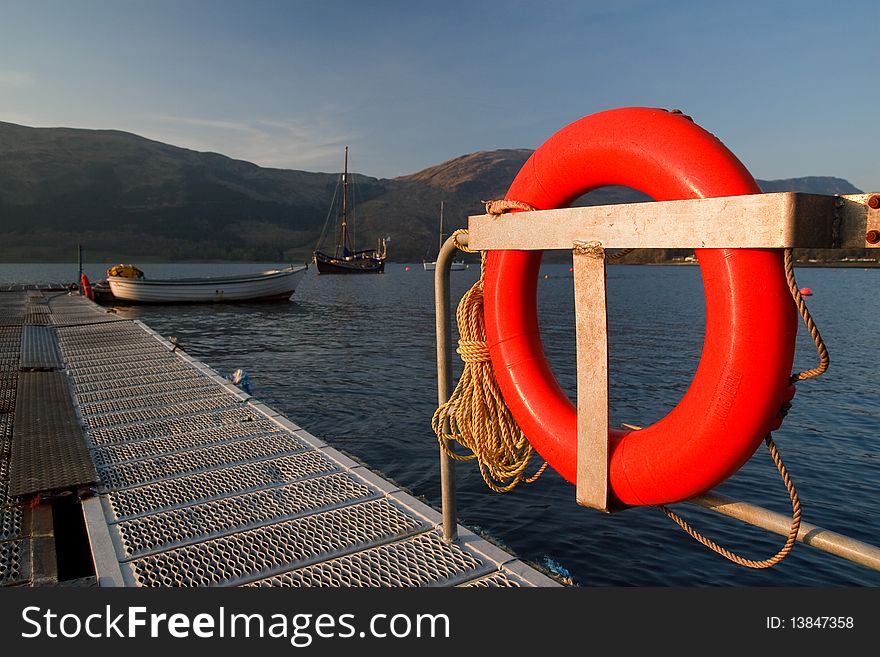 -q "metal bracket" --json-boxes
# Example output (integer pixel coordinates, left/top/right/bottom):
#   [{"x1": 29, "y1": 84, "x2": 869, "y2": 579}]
[
  {"x1": 572, "y1": 242, "x2": 612, "y2": 511},
  {"x1": 468, "y1": 192, "x2": 880, "y2": 251},
  {"x1": 836, "y1": 193, "x2": 880, "y2": 248}
]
